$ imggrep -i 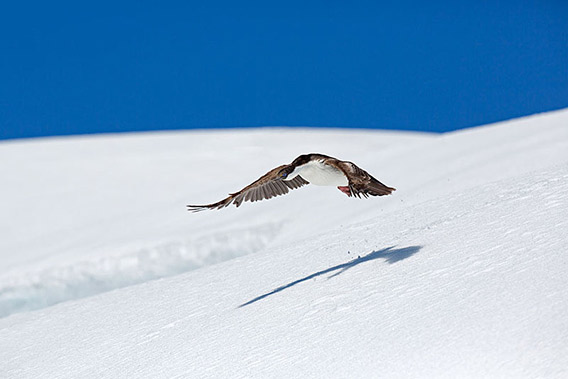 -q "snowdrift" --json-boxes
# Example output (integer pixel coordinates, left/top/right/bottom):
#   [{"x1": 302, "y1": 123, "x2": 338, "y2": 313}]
[{"x1": 1, "y1": 110, "x2": 568, "y2": 378}]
